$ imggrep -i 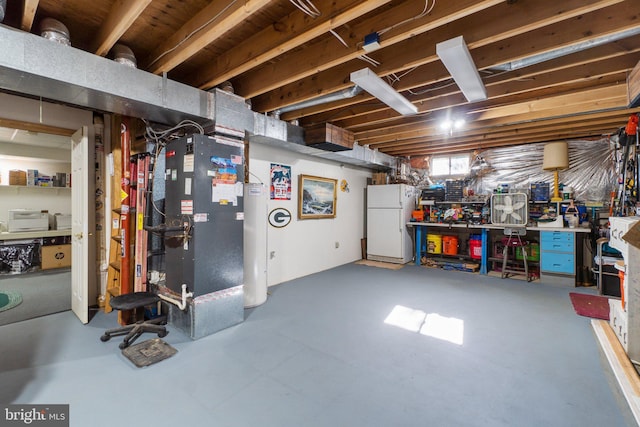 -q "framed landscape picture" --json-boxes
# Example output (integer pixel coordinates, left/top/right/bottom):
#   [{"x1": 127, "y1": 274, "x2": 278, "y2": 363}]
[{"x1": 298, "y1": 174, "x2": 337, "y2": 219}]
